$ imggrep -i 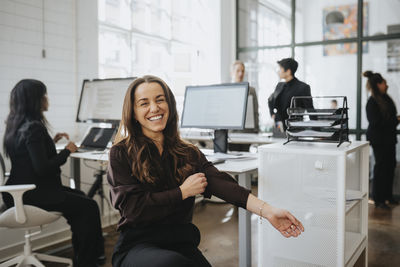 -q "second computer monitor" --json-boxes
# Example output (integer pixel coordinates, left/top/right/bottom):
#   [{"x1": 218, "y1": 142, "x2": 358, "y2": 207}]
[
  {"x1": 76, "y1": 77, "x2": 136, "y2": 125},
  {"x1": 181, "y1": 82, "x2": 249, "y2": 129}
]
